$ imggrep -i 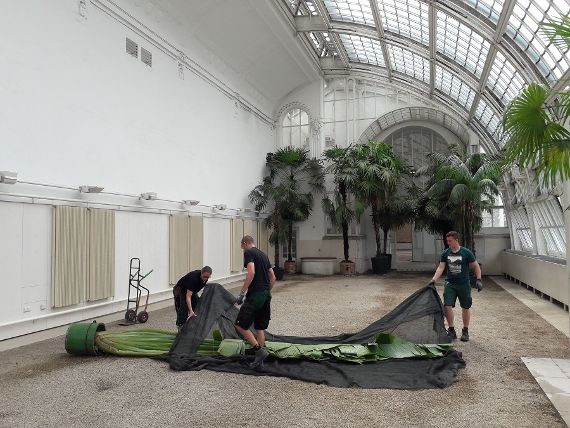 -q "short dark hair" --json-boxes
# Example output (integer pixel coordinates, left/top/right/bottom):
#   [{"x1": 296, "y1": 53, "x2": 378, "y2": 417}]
[
  {"x1": 240, "y1": 235, "x2": 254, "y2": 245},
  {"x1": 446, "y1": 231, "x2": 460, "y2": 240},
  {"x1": 201, "y1": 266, "x2": 212, "y2": 274}
]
